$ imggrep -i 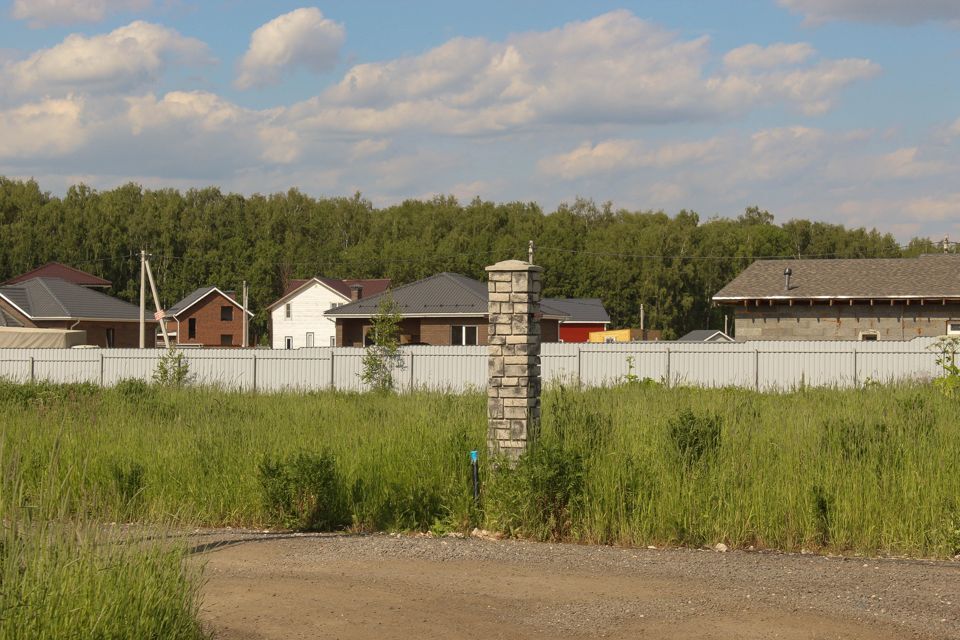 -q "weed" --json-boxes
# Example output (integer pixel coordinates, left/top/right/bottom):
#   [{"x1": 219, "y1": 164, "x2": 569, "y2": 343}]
[{"x1": 258, "y1": 451, "x2": 350, "y2": 531}]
